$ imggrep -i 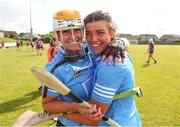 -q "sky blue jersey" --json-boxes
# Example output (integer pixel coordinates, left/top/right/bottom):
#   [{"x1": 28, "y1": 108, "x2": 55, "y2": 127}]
[
  {"x1": 91, "y1": 53, "x2": 142, "y2": 126},
  {"x1": 43, "y1": 44, "x2": 96, "y2": 126}
]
